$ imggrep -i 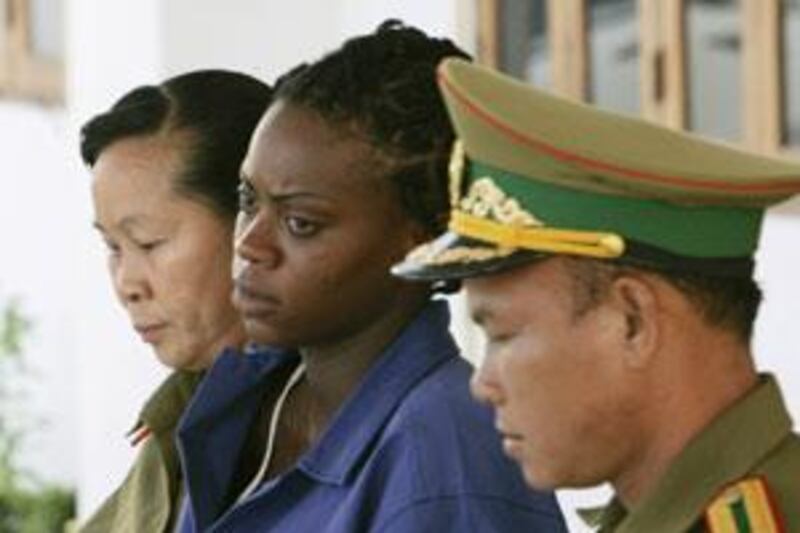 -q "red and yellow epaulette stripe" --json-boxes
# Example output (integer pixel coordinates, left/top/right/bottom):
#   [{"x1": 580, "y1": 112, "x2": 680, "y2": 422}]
[
  {"x1": 127, "y1": 425, "x2": 152, "y2": 447},
  {"x1": 705, "y1": 477, "x2": 786, "y2": 533}
]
